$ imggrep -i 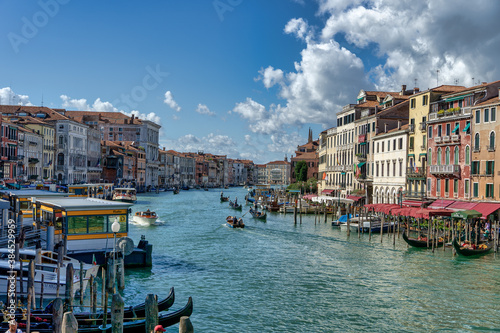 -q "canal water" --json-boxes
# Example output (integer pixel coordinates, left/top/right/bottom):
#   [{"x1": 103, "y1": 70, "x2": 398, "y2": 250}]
[{"x1": 123, "y1": 187, "x2": 500, "y2": 332}]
